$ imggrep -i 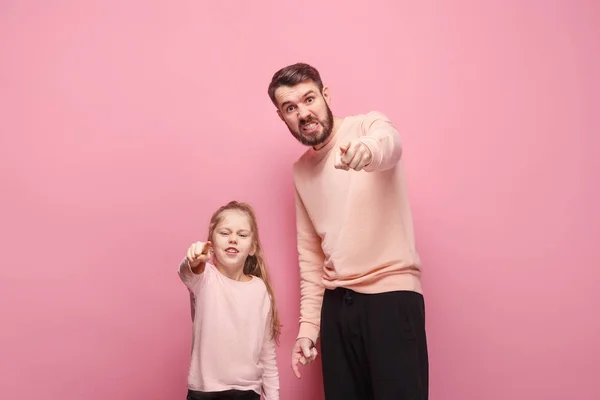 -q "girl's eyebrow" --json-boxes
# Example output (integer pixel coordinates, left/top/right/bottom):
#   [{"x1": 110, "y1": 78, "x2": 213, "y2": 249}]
[{"x1": 219, "y1": 227, "x2": 251, "y2": 233}]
